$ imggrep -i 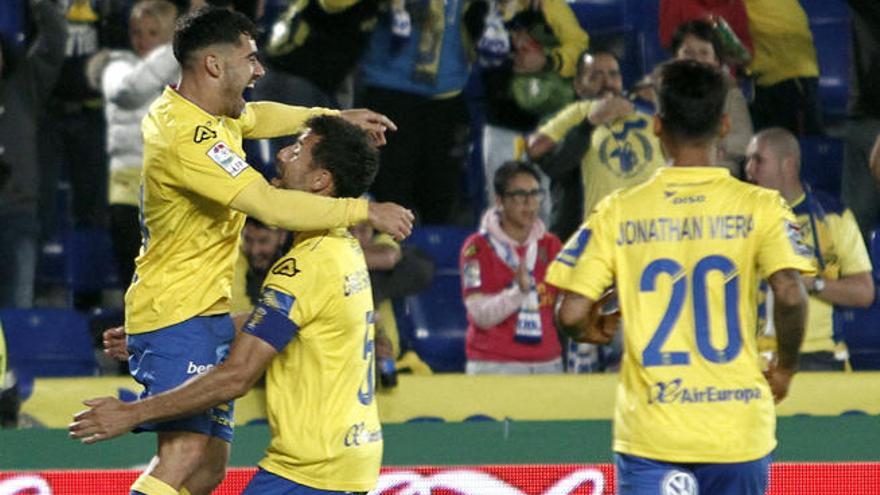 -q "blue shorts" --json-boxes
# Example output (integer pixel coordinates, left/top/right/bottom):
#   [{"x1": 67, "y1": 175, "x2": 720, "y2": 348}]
[
  {"x1": 615, "y1": 452, "x2": 771, "y2": 495},
  {"x1": 127, "y1": 314, "x2": 235, "y2": 442},
  {"x1": 242, "y1": 468, "x2": 366, "y2": 495}
]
